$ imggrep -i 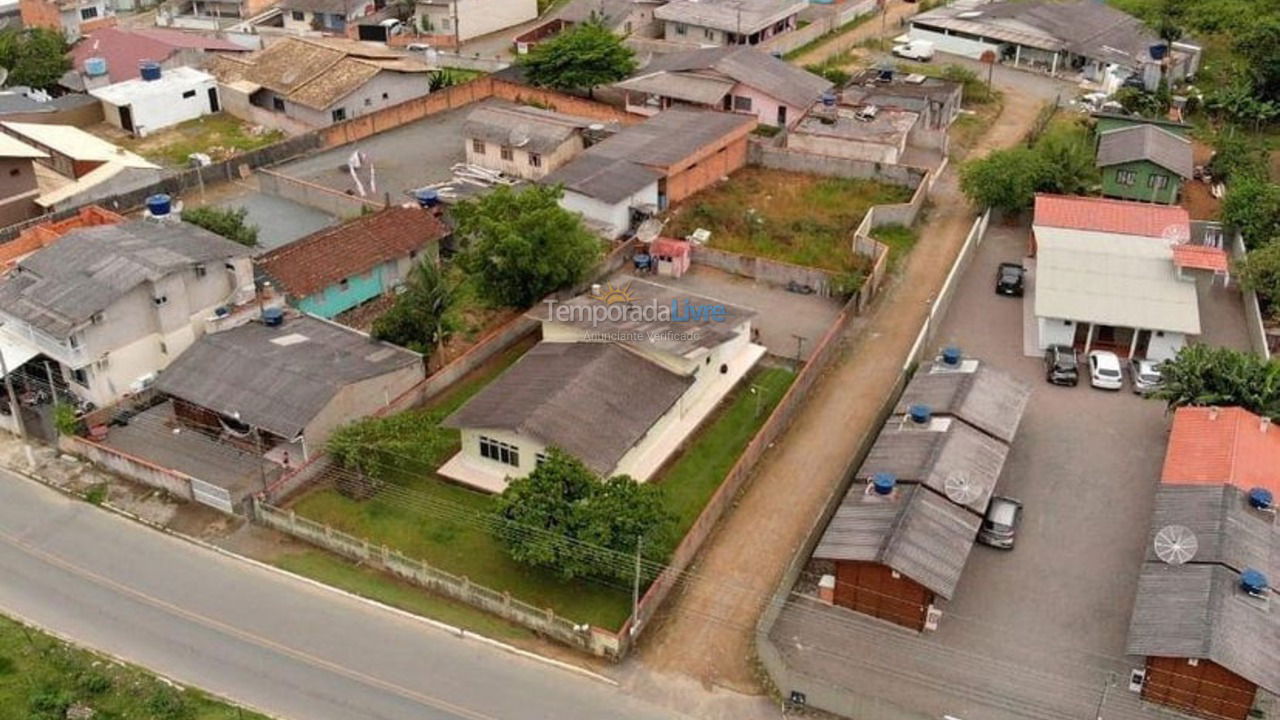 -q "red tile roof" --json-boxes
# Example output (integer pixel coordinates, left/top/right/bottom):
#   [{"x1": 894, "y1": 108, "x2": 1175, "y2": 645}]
[
  {"x1": 1172, "y1": 244, "x2": 1229, "y2": 273},
  {"x1": 1162, "y1": 406, "x2": 1280, "y2": 496},
  {"x1": 257, "y1": 206, "x2": 449, "y2": 299},
  {"x1": 71, "y1": 28, "x2": 247, "y2": 83},
  {"x1": 1033, "y1": 194, "x2": 1191, "y2": 240}
]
